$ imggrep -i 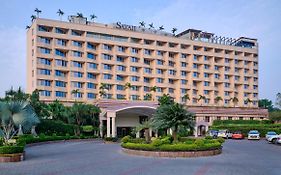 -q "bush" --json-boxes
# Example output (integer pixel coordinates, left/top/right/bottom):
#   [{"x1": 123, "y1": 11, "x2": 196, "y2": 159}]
[
  {"x1": 216, "y1": 137, "x2": 225, "y2": 144},
  {"x1": 0, "y1": 146, "x2": 24, "y2": 154},
  {"x1": 121, "y1": 143, "x2": 157, "y2": 151},
  {"x1": 205, "y1": 136, "x2": 213, "y2": 140},
  {"x1": 104, "y1": 137, "x2": 118, "y2": 142},
  {"x1": 36, "y1": 120, "x2": 79, "y2": 136},
  {"x1": 212, "y1": 120, "x2": 272, "y2": 126},
  {"x1": 151, "y1": 139, "x2": 163, "y2": 147},
  {"x1": 121, "y1": 136, "x2": 132, "y2": 143},
  {"x1": 194, "y1": 139, "x2": 204, "y2": 147}
]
